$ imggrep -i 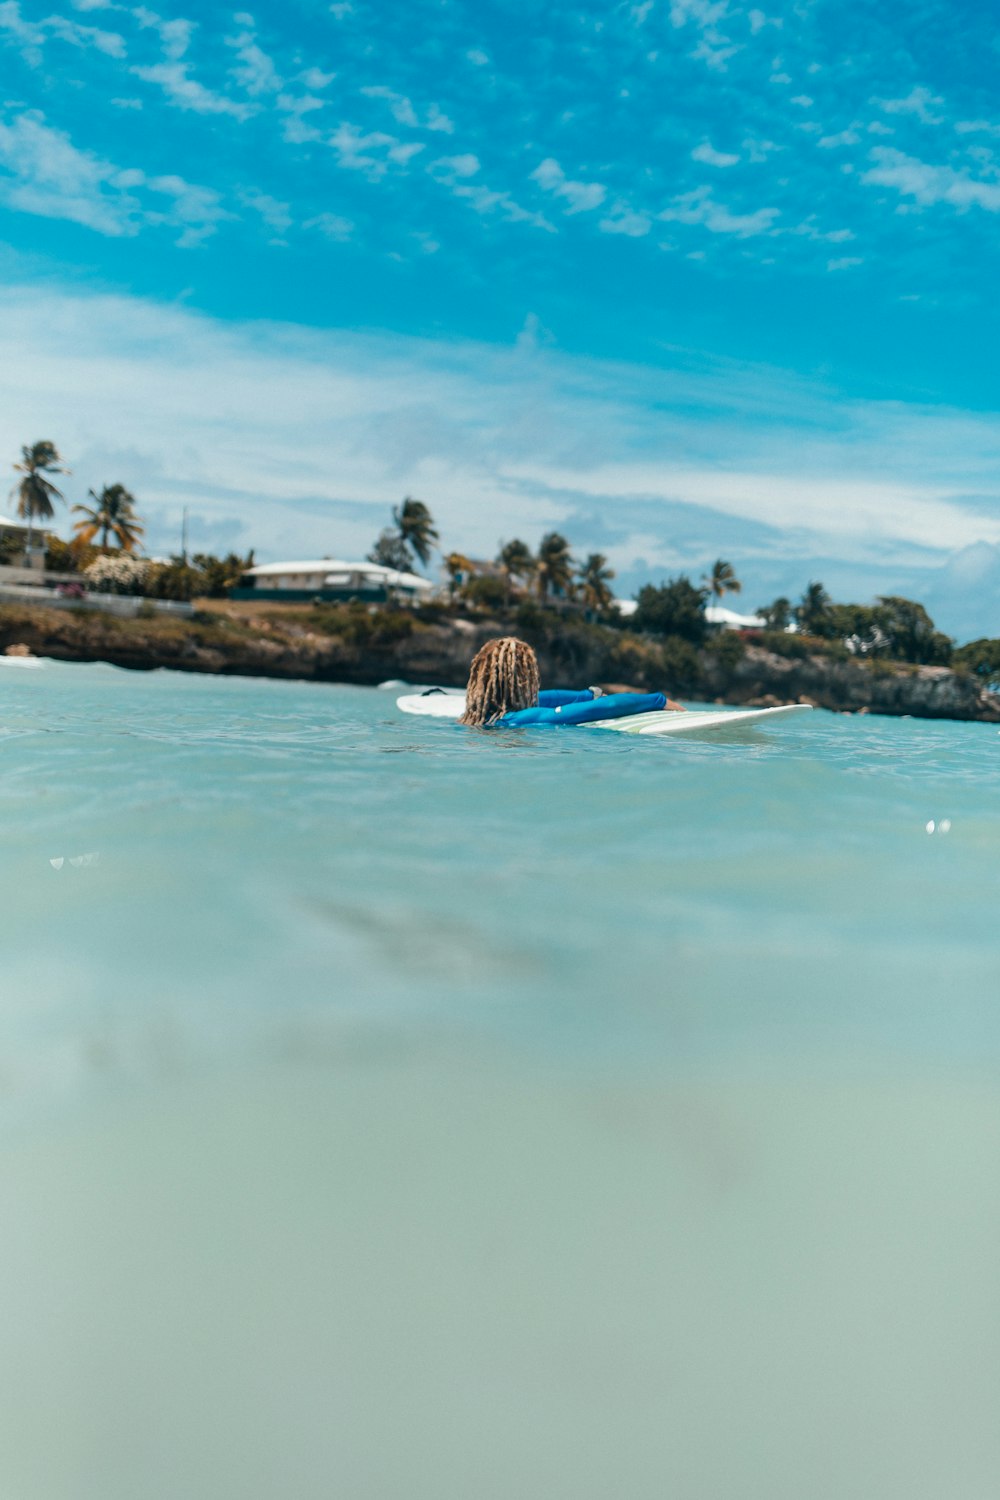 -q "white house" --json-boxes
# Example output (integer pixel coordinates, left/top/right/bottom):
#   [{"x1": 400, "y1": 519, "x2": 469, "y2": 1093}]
[
  {"x1": 612, "y1": 598, "x2": 766, "y2": 629},
  {"x1": 704, "y1": 604, "x2": 766, "y2": 630},
  {"x1": 231, "y1": 559, "x2": 435, "y2": 603}
]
